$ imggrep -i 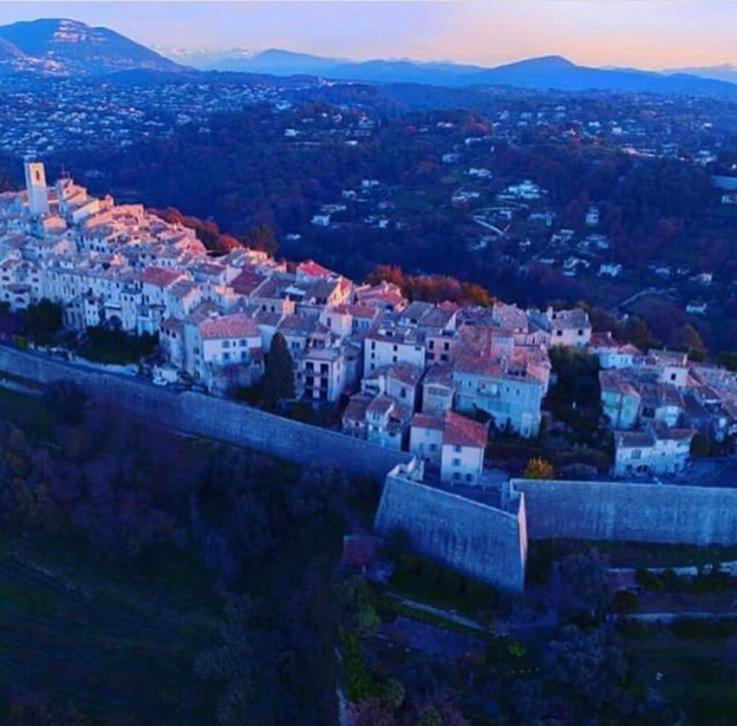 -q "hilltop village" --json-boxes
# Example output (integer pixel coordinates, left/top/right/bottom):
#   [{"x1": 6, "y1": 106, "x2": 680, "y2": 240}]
[{"x1": 2, "y1": 161, "x2": 737, "y2": 489}]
